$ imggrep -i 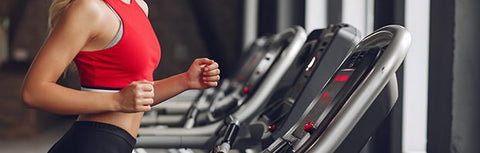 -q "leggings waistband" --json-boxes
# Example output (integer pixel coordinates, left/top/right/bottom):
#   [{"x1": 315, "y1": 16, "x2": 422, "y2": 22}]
[{"x1": 73, "y1": 121, "x2": 136, "y2": 147}]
